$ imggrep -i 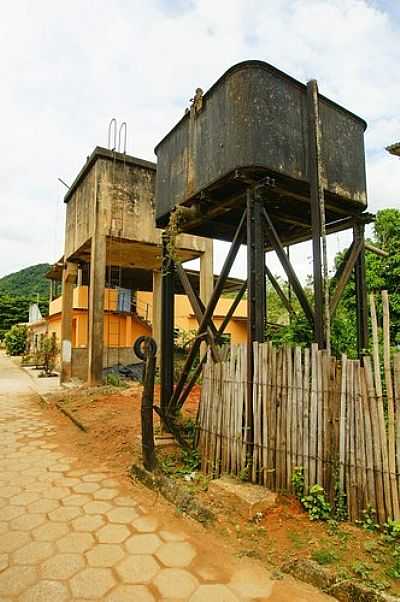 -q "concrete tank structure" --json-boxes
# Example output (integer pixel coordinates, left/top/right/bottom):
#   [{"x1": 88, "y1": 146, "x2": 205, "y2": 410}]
[{"x1": 60, "y1": 146, "x2": 213, "y2": 385}]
